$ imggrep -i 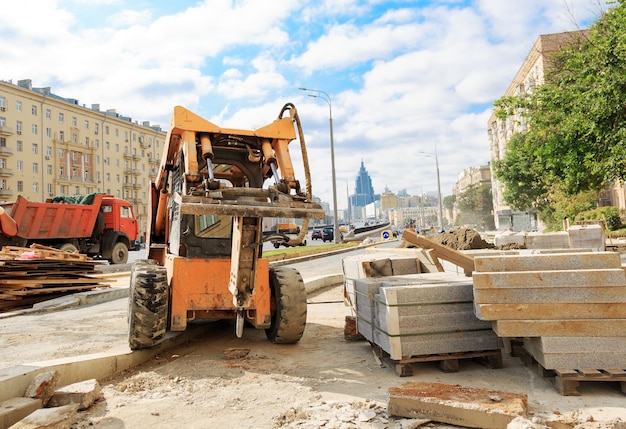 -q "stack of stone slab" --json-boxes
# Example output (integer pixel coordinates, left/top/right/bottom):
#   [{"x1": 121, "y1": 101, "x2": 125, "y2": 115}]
[
  {"x1": 473, "y1": 251, "x2": 626, "y2": 369},
  {"x1": 342, "y1": 249, "x2": 442, "y2": 309},
  {"x1": 354, "y1": 273, "x2": 502, "y2": 361}
]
